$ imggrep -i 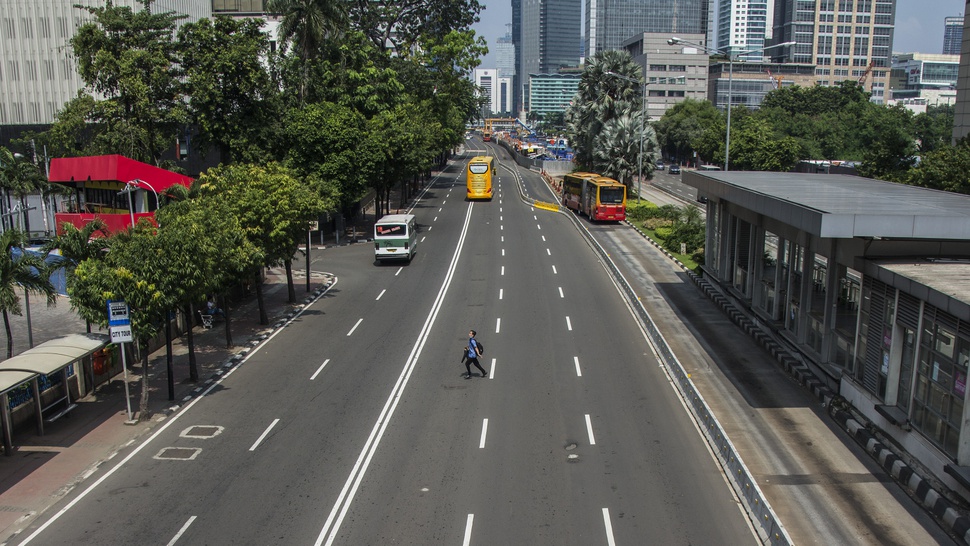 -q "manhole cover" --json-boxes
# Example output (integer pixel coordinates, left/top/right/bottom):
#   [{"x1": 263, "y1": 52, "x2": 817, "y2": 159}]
[
  {"x1": 154, "y1": 447, "x2": 201, "y2": 461},
  {"x1": 180, "y1": 425, "x2": 223, "y2": 439}
]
